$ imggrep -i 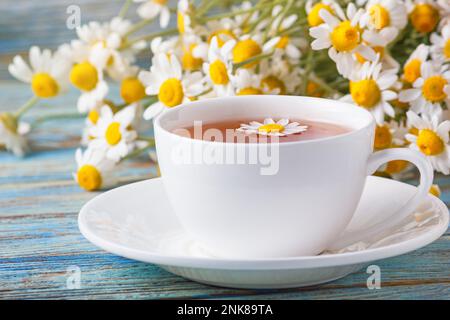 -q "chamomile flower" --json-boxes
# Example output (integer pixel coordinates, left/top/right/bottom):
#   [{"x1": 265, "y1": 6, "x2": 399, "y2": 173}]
[
  {"x1": 232, "y1": 69, "x2": 271, "y2": 96},
  {"x1": 134, "y1": 0, "x2": 171, "y2": 28},
  {"x1": 139, "y1": 53, "x2": 207, "y2": 120},
  {"x1": 342, "y1": 58, "x2": 398, "y2": 124},
  {"x1": 0, "y1": 113, "x2": 30, "y2": 157},
  {"x1": 399, "y1": 61, "x2": 450, "y2": 118},
  {"x1": 8, "y1": 46, "x2": 69, "y2": 98},
  {"x1": 401, "y1": 44, "x2": 429, "y2": 84},
  {"x1": 306, "y1": 0, "x2": 339, "y2": 27},
  {"x1": 234, "y1": 1, "x2": 260, "y2": 26},
  {"x1": 237, "y1": 118, "x2": 308, "y2": 137},
  {"x1": 354, "y1": 28, "x2": 399, "y2": 70},
  {"x1": 74, "y1": 147, "x2": 116, "y2": 191},
  {"x1": 76, "y1": 18, "x2": 145, "y2": 76},
  {"x1": 259, "y1": 59, "x2": 302, "y2": 95},
  {"x1": 310, "y1": 3, "x2": 376, "y2": 77},
  {"x1": 203, "y1": 37, "x2": 236, "y2": 96},
  {"x1": 201, "y1": 18, "x2": 240, "y2": 47},
  {"x1": 267, "y1": 5, "x2": 299, "y2": 36},
  {"x1": 177, "y1": 0, "x2": 194, "y2": 35},
  {"x1": 150, "y1": 37, "x2": 179, "y2": 57},
  {"x1": 61, "y1": 40, "x2": 109, "y2": 113},
  {"x1": 115, "y1": 64, "x2": 147, "y2": 105},
  {"x1": 181, "y1": 36, "x2": 206, "y2": 71},
  {"x1": 88, "y1": 105, "x2": 137, "y2": 162},
  {"x1": 263, "y1": 34, "x2": 303, "y2": 61},
  {"x1": 373, "y1": 120, "x2": 409, "y2": 150},
  {"x1": 362, "y1": 0, "x2": 408, "y2": 34},
  {"x1": 405, "y1": 111, "x2": 450, "y2": 174},
  {"x1": 406, "y1": 0, "x2": 441, "y2": 33},
  {"x1": 430, "y1": 23, "x2": 450, "y2": 63},
  {"x1": 232, "y1": 35, "x2": 263, "y2": 69}
]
